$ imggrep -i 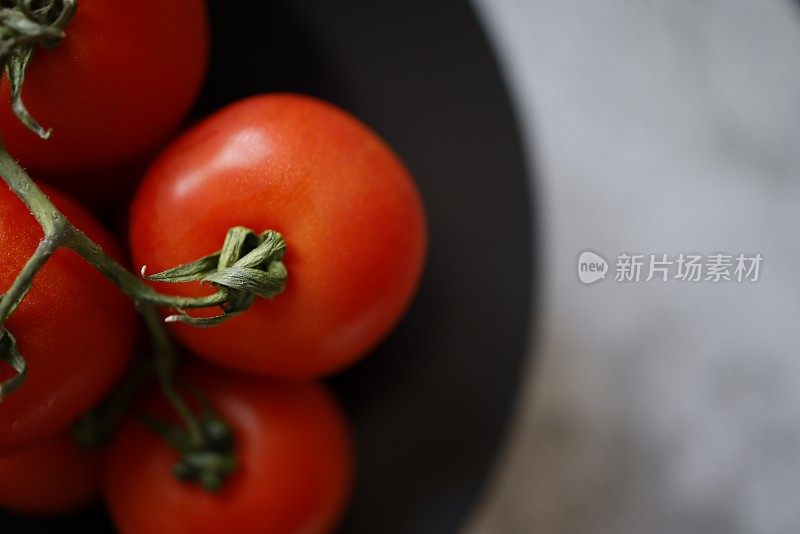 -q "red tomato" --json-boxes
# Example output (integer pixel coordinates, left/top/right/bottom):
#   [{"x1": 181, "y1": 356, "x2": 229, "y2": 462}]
[
  {"x1": 0, "y1": 185, "x2": 136, "y2": 453},
  {"x1": 130, "y1": 94, "x2": 427, "y2": 379},
  {"x1": 0, "y1": 0, "x2": 208, "y2": 172},
  {"x1": 104, "y1": 365, "x2": 354, "y2": 534},
  {"x1": 0, "y1": 433, "x2": 101, "y2": 515}
]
